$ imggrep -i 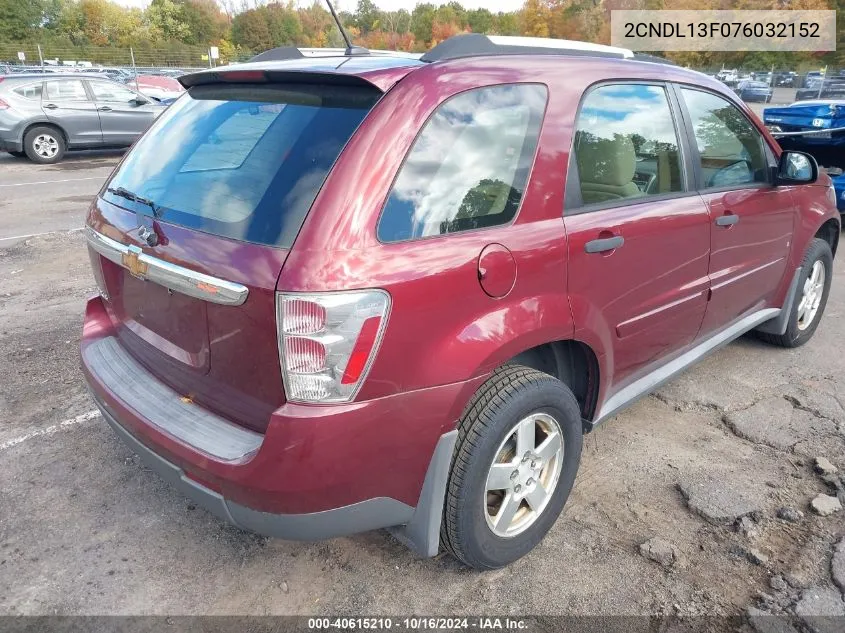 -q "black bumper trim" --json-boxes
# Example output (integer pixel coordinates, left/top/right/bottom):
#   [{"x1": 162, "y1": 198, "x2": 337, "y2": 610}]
[{"x1": 97, "y1": 400, "x2": 418, "y2": 542}]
